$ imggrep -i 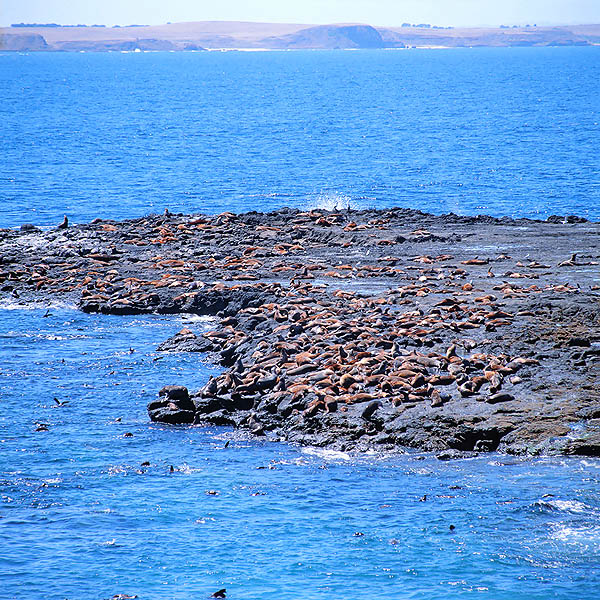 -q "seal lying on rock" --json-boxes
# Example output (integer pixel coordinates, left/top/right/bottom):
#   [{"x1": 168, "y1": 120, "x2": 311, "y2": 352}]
[
  {"x1": 148, "y1": 385, "x2": 195, "y2": 424},
  {"x1": 2, "y1": 207, "x2": 598, "y2": 455}
]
